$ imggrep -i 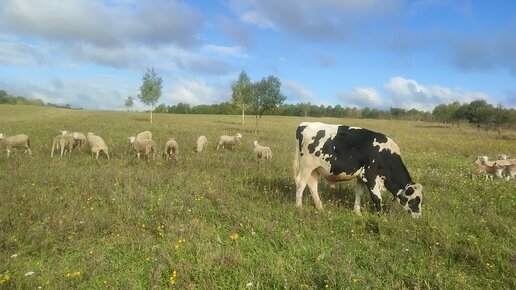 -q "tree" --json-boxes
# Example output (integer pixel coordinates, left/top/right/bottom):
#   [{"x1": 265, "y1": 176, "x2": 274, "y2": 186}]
[
  {"x1": 124, "y1": 96, "x2": 134, "y2": 110},
  {"x1": 250, "y1": 75, "x2": 286, "y2": 133},
  {"x1": 138, "y1": 68, "x2": 163, "y2": 123},
  {"x1": 231, "y1": 71, "x2": 253, "y2": 125}
]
